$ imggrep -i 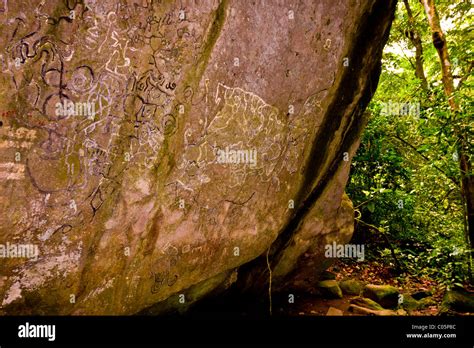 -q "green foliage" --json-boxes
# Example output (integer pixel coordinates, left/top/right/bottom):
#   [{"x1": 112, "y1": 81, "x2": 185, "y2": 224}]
[{"x1": 347, "y1": 0, "x2": 472, "y2": 286}]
